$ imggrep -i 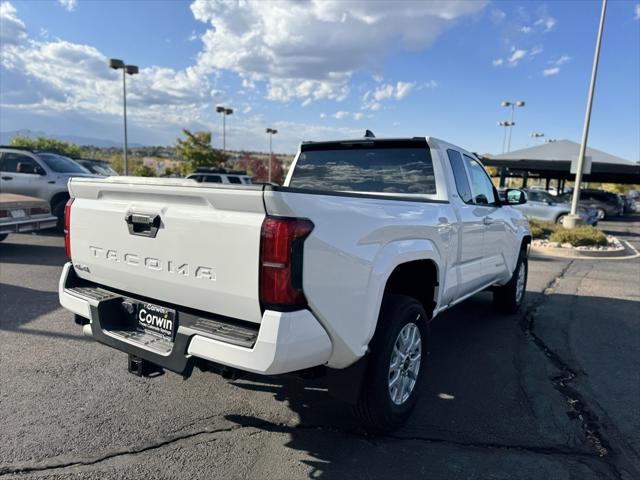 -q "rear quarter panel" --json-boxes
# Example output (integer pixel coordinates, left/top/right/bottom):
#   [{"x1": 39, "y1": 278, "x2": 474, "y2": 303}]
[{"x1": 264, "y1": 189, "x2": 457, "y2": 368}]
